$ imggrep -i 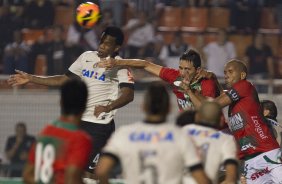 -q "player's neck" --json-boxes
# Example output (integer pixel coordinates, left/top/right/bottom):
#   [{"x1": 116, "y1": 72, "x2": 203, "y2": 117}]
[
  {"x1": 145, "y1": 115, "x2": 166, "y2": 124},
  {"x1": 59, "y1": 115, "x2": 81, "y2": 126}
]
